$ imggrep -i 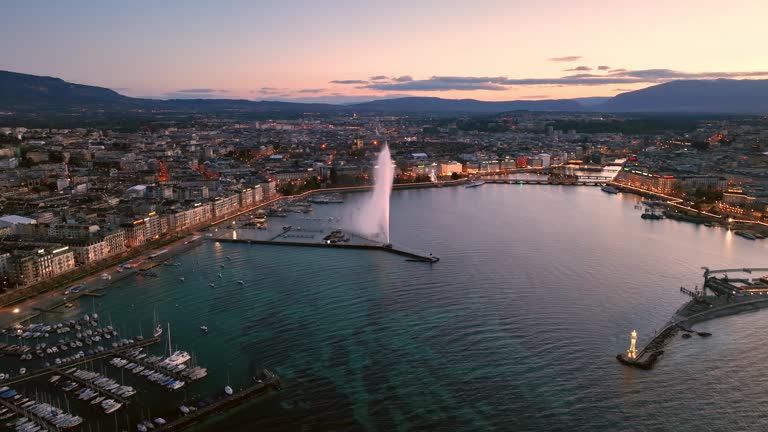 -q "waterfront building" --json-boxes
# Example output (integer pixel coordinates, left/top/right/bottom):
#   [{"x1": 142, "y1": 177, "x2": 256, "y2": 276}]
[
  {"x1": 64, "y1": 230, "x2": 126, "y2": 265},
  {"x1": 6, "y1": 246, "x2": 75, "y2": 287},
  {"x1": 437, "y1": 162, "x2": 463, "y2": 177},
  {"x1": 124, "y1": 213, "x2": 162, "y2": 248}
]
